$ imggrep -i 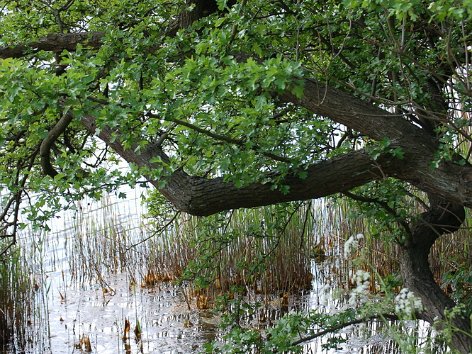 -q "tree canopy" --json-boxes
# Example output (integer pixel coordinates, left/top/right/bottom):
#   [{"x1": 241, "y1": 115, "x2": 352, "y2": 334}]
[{"x1": 0, "y1": 0, "x2": 471, "y2": 352}]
